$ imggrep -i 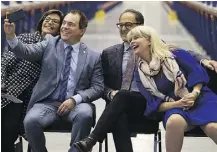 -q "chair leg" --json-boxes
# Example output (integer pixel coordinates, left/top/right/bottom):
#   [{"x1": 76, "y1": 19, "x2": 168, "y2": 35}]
[
  {"x1": 14, "y1": 136, "x2": 23, "y2": 152},
  {"x1": 19, "y1": 137, "x2": 23, "y2": 152},
  {"x1": 154, "y1": 132, "x2": 157, "y2": 152},
  {"x1": 158, "y1": 129, "x2": 162, "y2": 152},
  {"x1": 105, "y1": 134, "x2": 108, "y2": 152},
  {"x1": 154, "y1": 129, "x2": 162, "y2": 152},
  {"x1": 27, "y1": 144, "x2": 31, "y2": 152},
  {"x1": 99, "y1": 142, "x2": 102, "y2": 152}
]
